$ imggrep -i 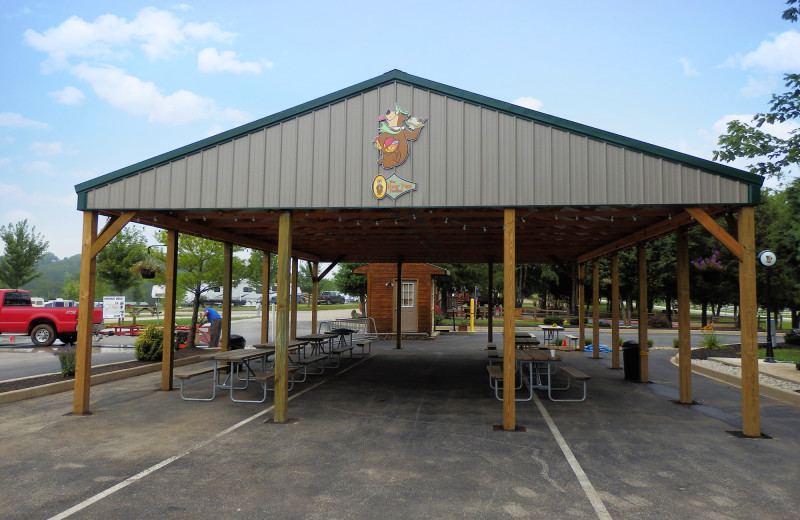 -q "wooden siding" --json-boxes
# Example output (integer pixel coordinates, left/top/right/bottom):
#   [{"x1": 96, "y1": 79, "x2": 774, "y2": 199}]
[
  {"x1": 84, "y1": 81, "x2": 753, "y2": 212},
  {"x1": 354, "y1": 263, "x2": 445, "y2": 334}
]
